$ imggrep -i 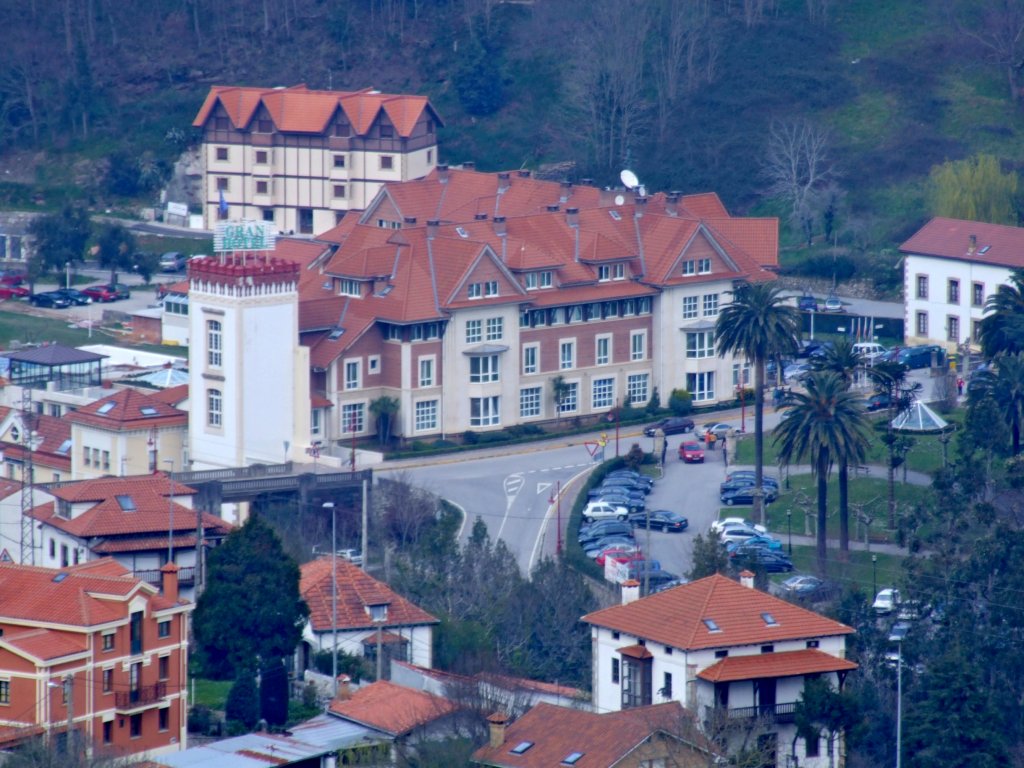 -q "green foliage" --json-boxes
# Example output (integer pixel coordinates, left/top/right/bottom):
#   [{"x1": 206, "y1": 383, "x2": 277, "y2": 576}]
[
  {"x1": 312, "y1": 649, "x2": 372, "y2": 682},
  {"x1": 668, "y1": 389, "x2": 692, "y2": 416},
  {"x1": 454, "y1": 35, "x2": 506, "y2": 117},
  {"x1": 623, "y1": 443, "x2": 645, "y2": 470},
  {"x1": 928, "y1": 154, "x2": 1019, "y2": 225},
  {"x1": 259, "y1": 660, "x2": 289, "y2": 726},
  {"x1": 94, "y1": 222, "x2": 137, "y2": 284},
  {"x1": 369, "y1": 396, "x2": 400, "y2": 447},
  {"x1": 194, "y1": 516, "x2": 309, "y2": 679},
  {"x1": 979, "y1": 268, "x2": 1024, "y2": 358},
  {"x1": 687, "y1": 530, "x2": 730, "y2": 580},
  {"x1": 187, "y1": 704, "x2": 214, "y2": 734},
  {"x1": 645, "y1": 386, "x2": 661, "y2": 413},
  {"x1": 794, "y1": 677, "x2": 861, "y2": 755},
  {"x1": 225, "y1": 670, "x2": 259, "y2": 730},
  {"x1": 27, "y1": 206, "x2": 92, "y2": 282}
]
